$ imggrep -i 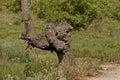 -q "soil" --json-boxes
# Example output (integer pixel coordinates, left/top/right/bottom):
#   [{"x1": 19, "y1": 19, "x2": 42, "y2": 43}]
[{"x1": 86, "y1": 64, "x2": 120, "y2": 80}]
